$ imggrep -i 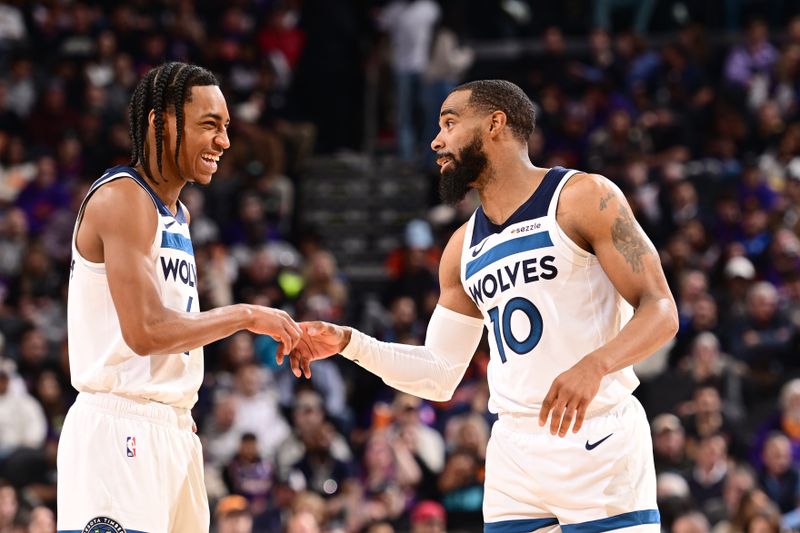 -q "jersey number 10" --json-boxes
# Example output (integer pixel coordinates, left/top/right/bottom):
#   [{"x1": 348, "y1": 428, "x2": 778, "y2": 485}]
[{"x1": 487, "y1": 297, "x2": 543, "y2": 363}]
